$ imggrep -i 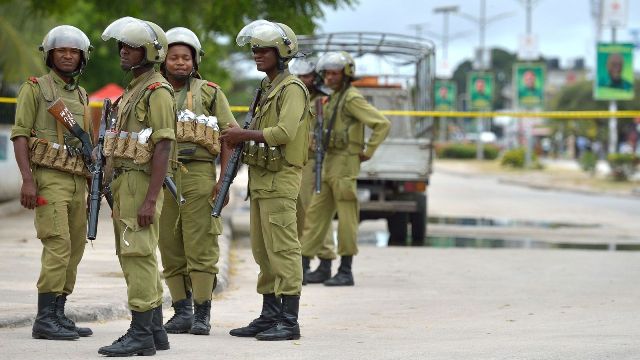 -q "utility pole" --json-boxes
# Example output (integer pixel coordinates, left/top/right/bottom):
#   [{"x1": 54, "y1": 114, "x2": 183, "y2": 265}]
[
  {"x1": 433, "y1": 5, "x2": 461, "y2": 143},
  {"x1": 457, "y1": 0, "x2": 515, "y2": 160},
  {"x1": 518, "y1": 0, "x2": 541, "y2": 168}
]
